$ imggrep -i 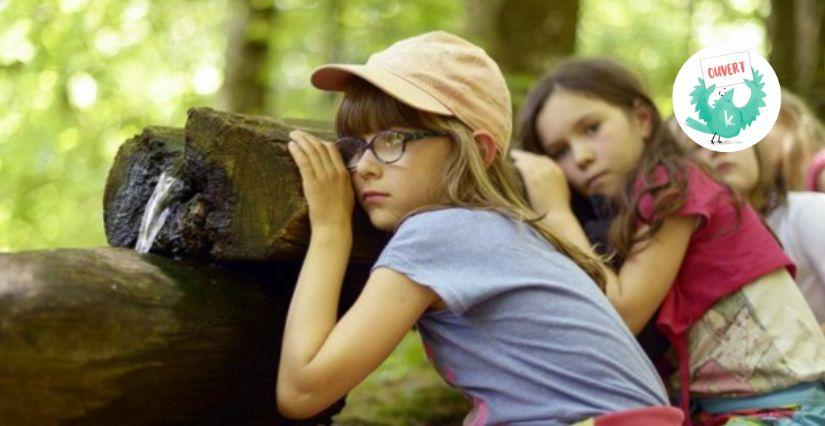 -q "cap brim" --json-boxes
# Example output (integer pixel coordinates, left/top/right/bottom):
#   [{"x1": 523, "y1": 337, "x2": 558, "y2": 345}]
[{"x1": 310, "y1": 64, "x2": 453, "y2": 116}]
